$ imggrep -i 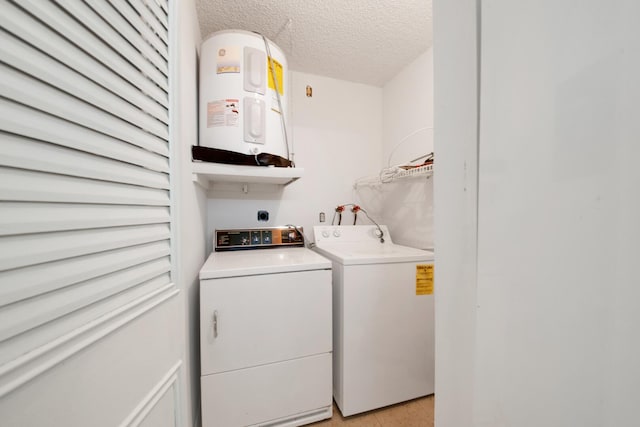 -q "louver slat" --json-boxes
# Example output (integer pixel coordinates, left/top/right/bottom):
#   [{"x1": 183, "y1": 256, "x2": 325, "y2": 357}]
[
  {"x1": 86, "y1": 0, "x2": 169, "y2": 68},
  {"x1": 53, "y1": 0, "x2": 169, "y2": 87},
  {"x1": 0, "y1": 99, "x2": 169, "y2": 172},
  {"x1": 0, "y1": 1, "x2": 169, "y2": 123},
  {"x1": 109, "y1": 0, "x2": 168, "y2": 60},
  {"x1": 0, "y1": 168, "x2": 169, "y2": 206},
  {"x1": 128, "y1": 0, "x2": 169, "y2": 45},
  {"x1": 0, "y1": 203, "x2": 170, "y2": 236},
  {"x1": 0, "y1": 0, "x2": 173, "y2": 365},
  {"x1": 0, "y1": 31, "x2": 168, "y2": 140},
  {"x1": 143, "y1": 0, "x2": 169, "y2": 30},
  {"x1": 0, "y1": 258, "x2": 171, "y2": 342},
  {"x1": 0, "y1": 241, "x2": 171, "y2": 307},
  {"x1": 0, "y1": 275, "x2": 172, "y2": 366},
  {"x1": 1, "y1": 134, "x2": 169, "y2": 189},
  {"x1": 0, "y1": 64, "x2": 168, "y2": 156},
  {"x1": 0, "y1": 224, "x2": 171, "y2": 271},
  {"x1": 13, "y1": 0, "x2": 169, "y2": 107}
]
